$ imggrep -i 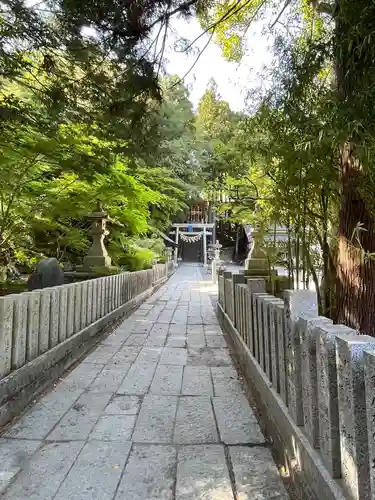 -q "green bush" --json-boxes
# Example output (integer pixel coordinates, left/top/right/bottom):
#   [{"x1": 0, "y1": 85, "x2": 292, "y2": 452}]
[
  {"x1": 118, "y1": 248, "x2": 154, "y2": 271},
  {"x1": 157, "y1": 255, "x2": 168, "y2": 263},
  {"x1": 92, "y1": 265, "x2": 122, "y2": 277}
]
